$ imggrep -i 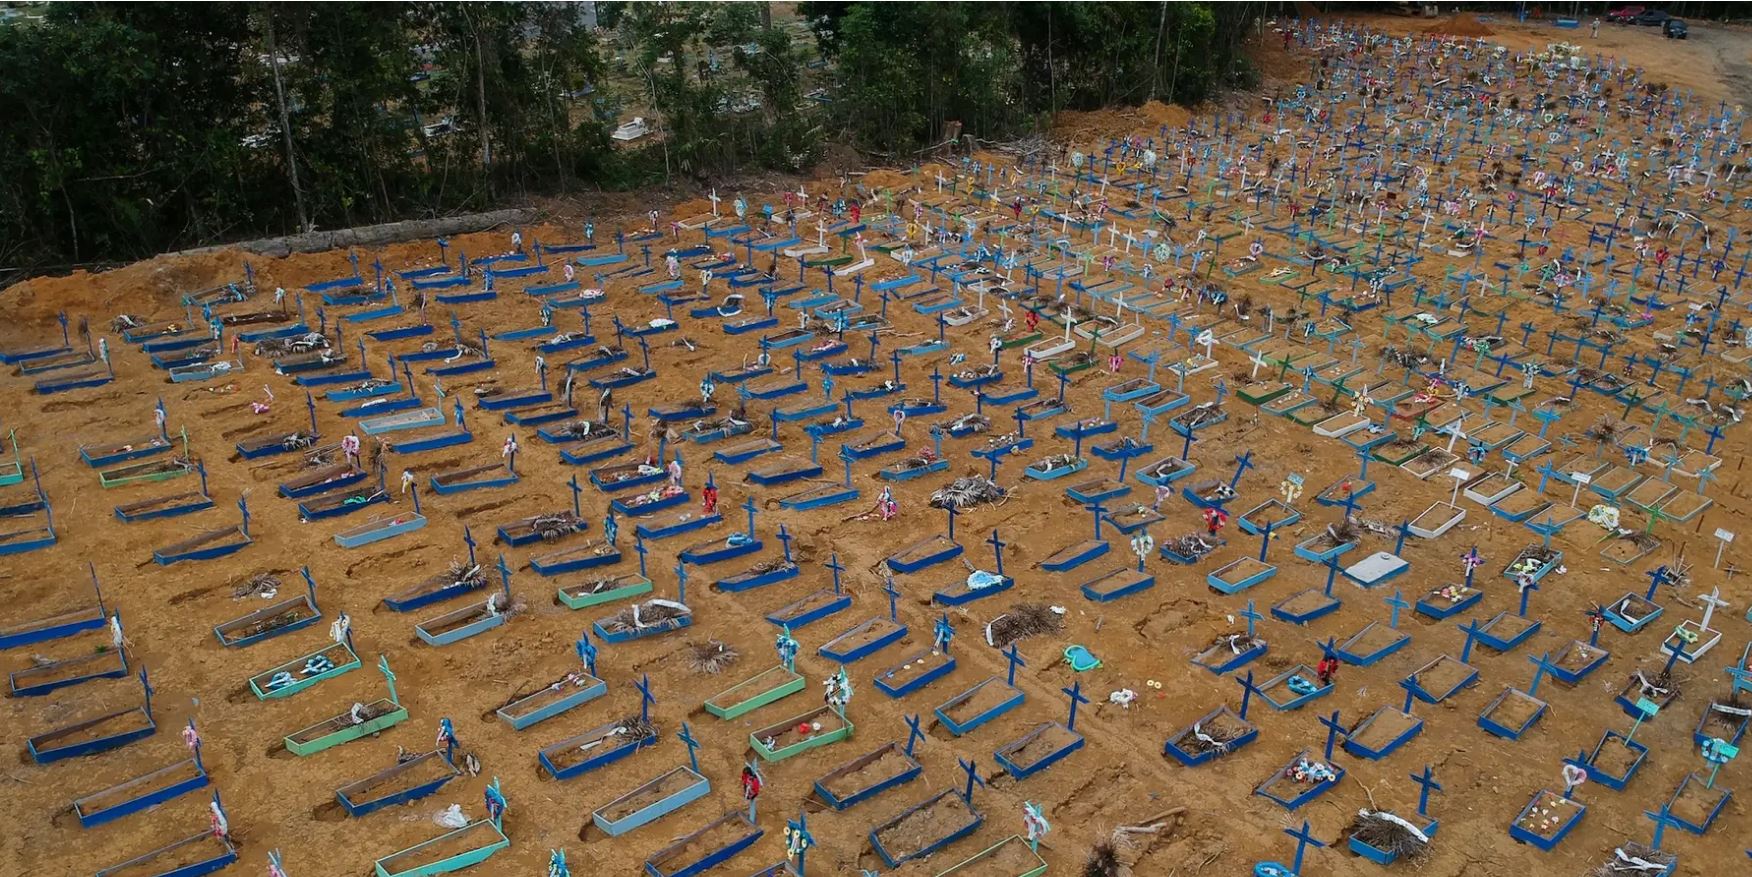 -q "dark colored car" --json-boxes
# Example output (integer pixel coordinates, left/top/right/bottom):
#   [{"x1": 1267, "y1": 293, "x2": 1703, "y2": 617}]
[
  {"x1": 1634, "y1": 9, "x2": 1670, "y2": 25},
  {"x1": 1664, "y1": 18, "x2": 1688, "y2": 38}
]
